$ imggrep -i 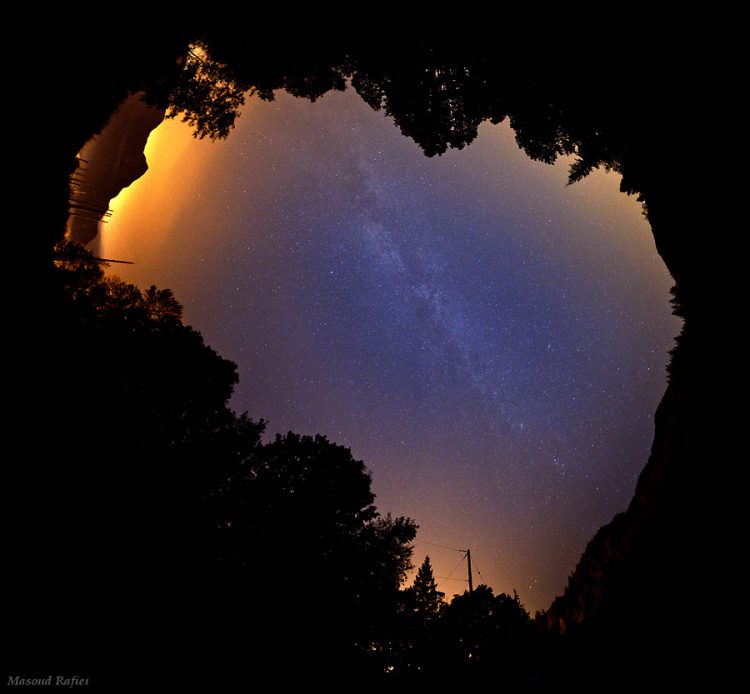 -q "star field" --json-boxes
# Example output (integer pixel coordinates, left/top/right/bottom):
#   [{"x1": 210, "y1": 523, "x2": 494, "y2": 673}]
[{"x1": 101, "y1": 88, "x2": 680, "y2": 610}]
